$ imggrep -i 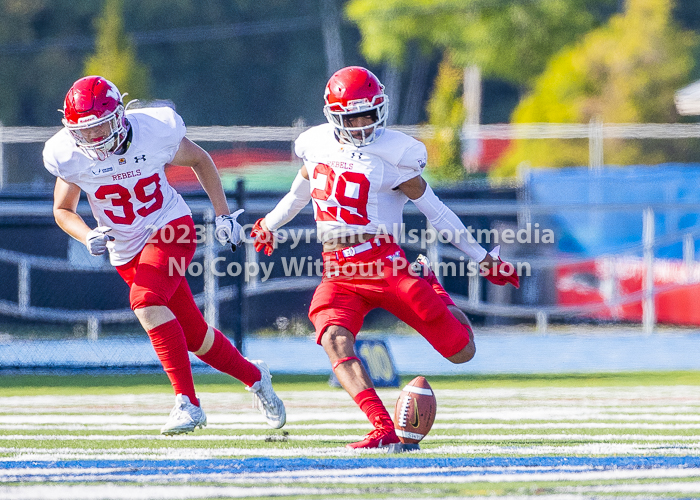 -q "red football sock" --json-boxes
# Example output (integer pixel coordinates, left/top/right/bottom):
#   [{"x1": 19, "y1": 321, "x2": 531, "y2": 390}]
[
  {"x1": 354, "y1": 388, "x2": 393, "y2": 427},
  {"x1": 147, "y1": 319, "x2": 198, "y2": 406},
  {"x1": 196, "y1": 329, "x2": 261, "y2": 387}
]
